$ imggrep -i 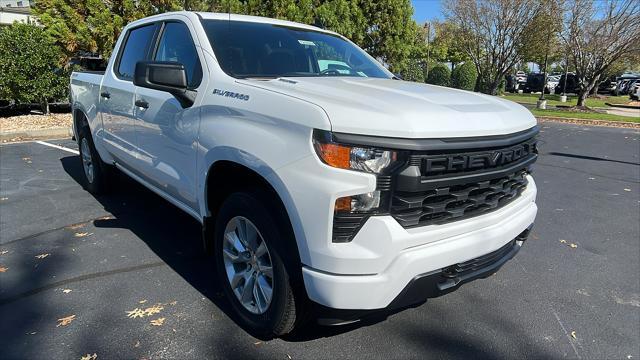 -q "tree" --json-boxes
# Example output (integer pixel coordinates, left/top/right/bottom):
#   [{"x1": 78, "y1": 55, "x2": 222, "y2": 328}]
[
  {"x1": 34, "y1": 0, "x2": 183, "y2": 60},
  {"x1": 445, "y1": 0, "x2": 542, "y2": 95},
  {"x1": 0, "y1": 23, "x2": 68, "y2": 114},
  {"x1": 561, "y1": 0, "x2": 640, "y2": 106},
  {"x1": 518, "y1": 1, "x2": 562, "y2": 72},
  {"x1": 451, "y1": 61, "x2": 477, "y2": 90},
  {"x1": 428, "y1": 20, "x2": 469, "y2": 68},
  {"x1": 357, "y1": 0, "x2": 427, "y2": 75},
  {"x1": 518, "y1": 0, "x2": 562, "y2": 102},
  {"x1": 34, "y1": 0, "x2": 426, "y2": 78},
  {"x1": 426, "y1": 64, "x2": 451, "y2": 86}
]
